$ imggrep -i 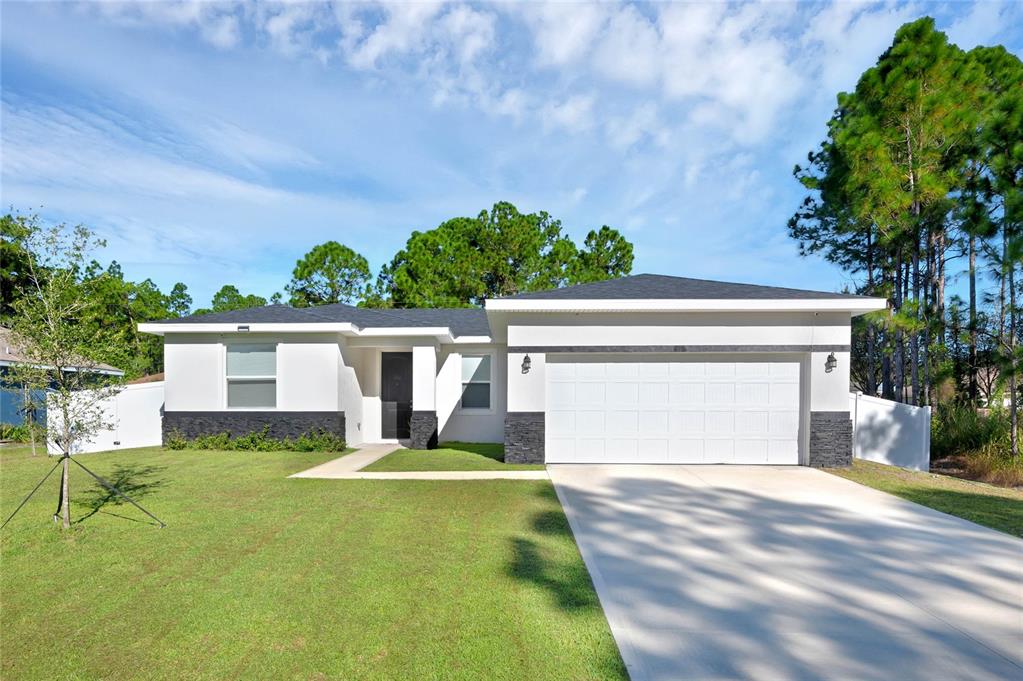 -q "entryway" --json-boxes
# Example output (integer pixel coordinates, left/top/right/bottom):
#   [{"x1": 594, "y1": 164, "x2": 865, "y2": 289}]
[{"x1": 380, "y1": 351, "x2": 412, "y2": 440}]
